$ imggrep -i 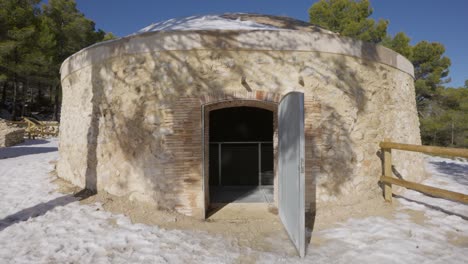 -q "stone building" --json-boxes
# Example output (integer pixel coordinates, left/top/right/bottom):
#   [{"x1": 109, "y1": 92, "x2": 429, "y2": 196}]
[{"x1": 57, "y1": 14, "x2": 424, "y2": 253}]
